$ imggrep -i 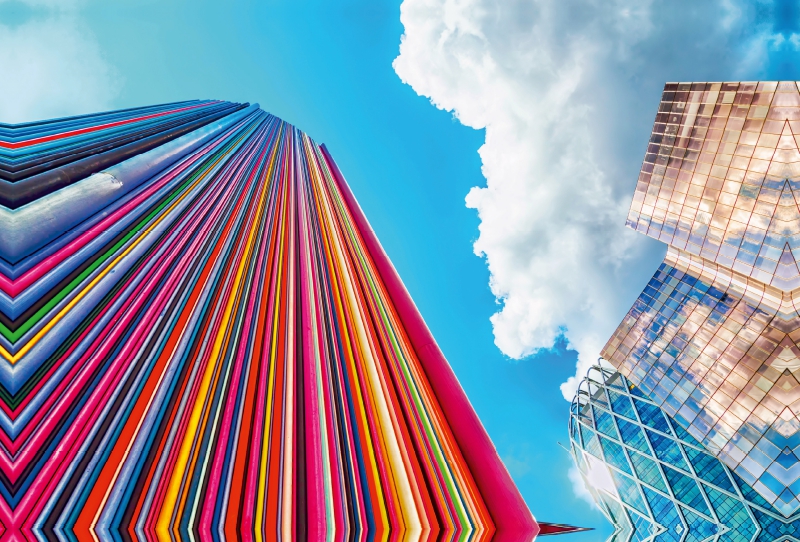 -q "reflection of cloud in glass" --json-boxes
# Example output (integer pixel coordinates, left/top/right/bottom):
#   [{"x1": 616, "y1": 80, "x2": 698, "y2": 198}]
[
  {"x1": 604, "y1": 245, "x2": 800, "y2": 515},
  {"x1": 585, "y1": 453, "x2": 619, "y2": 499},
  {"x1": 0, "y1": 0, "x2": 120, "y2": 123},
  {"x1": 603, "y1": 82, "x2": 800, "y2": 517},
  {"x1": 628, "y1": 83, "x2": 800, "y2": 289}
]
